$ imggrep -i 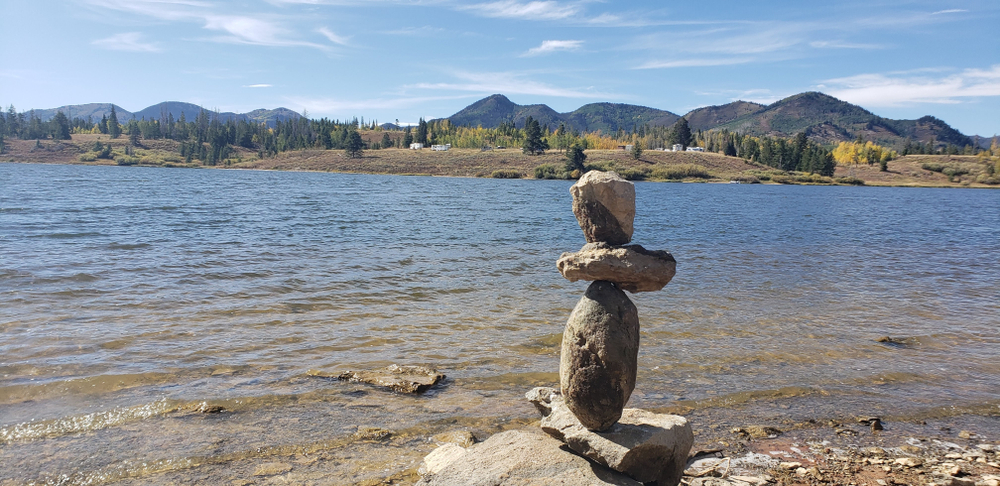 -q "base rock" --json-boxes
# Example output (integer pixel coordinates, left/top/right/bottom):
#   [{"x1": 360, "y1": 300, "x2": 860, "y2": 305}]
[
  {"x1": 416, "y1": 428, "x2": 642, "y2": 486},
  {"x1": 527, "y1": 387, "x2": 693, "y2": 486},
  {"x1": 560, "y1": 281, "x2": 639, "y2": 431},
  {"x1": 557, "y1": 242, "x2": 676, "y2": 293}
]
